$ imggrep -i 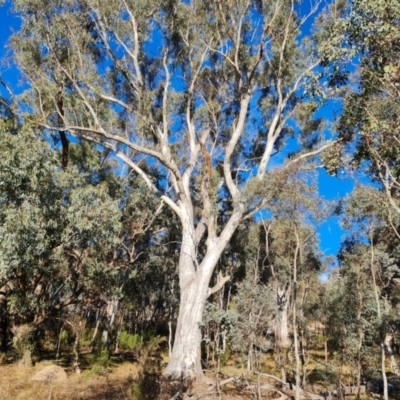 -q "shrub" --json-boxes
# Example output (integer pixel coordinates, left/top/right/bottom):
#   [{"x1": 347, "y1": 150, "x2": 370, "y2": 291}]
[{"x1": 119, "y1": 332, "x2": 143, "y2": 352}]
